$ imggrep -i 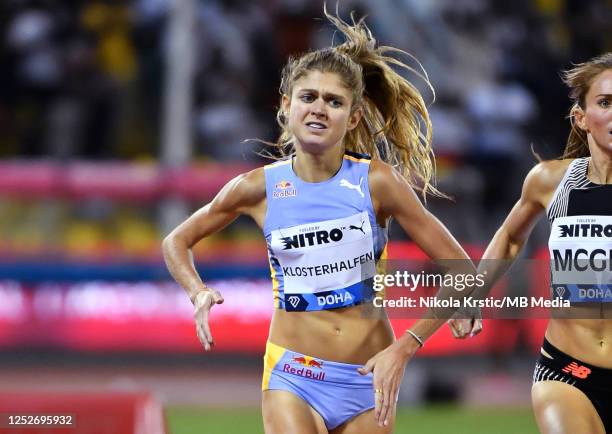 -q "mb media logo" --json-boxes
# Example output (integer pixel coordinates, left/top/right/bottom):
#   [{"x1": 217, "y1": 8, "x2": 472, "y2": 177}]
[
  {"x1": 281, "y1": 228, "x2": 343, "y2": 250},
  {"x1": 558, "y1": 224, "x2": 612, "y2": 238}
]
